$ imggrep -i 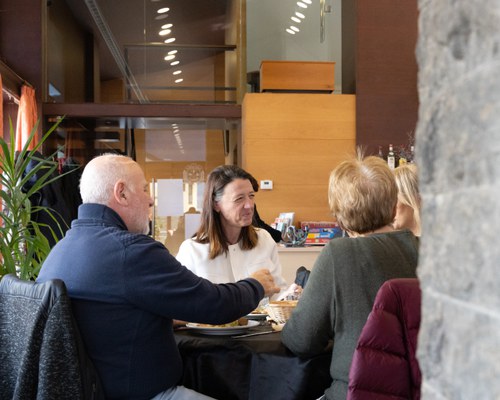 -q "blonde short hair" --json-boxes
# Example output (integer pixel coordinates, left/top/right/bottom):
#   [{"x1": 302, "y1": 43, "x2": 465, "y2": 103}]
[
  {"x1": 394, "y1": 163, "x2": 421, "y2": 234},
  {"x1": 328, "y1": 155, "x2": 397, "y2": 234}
]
